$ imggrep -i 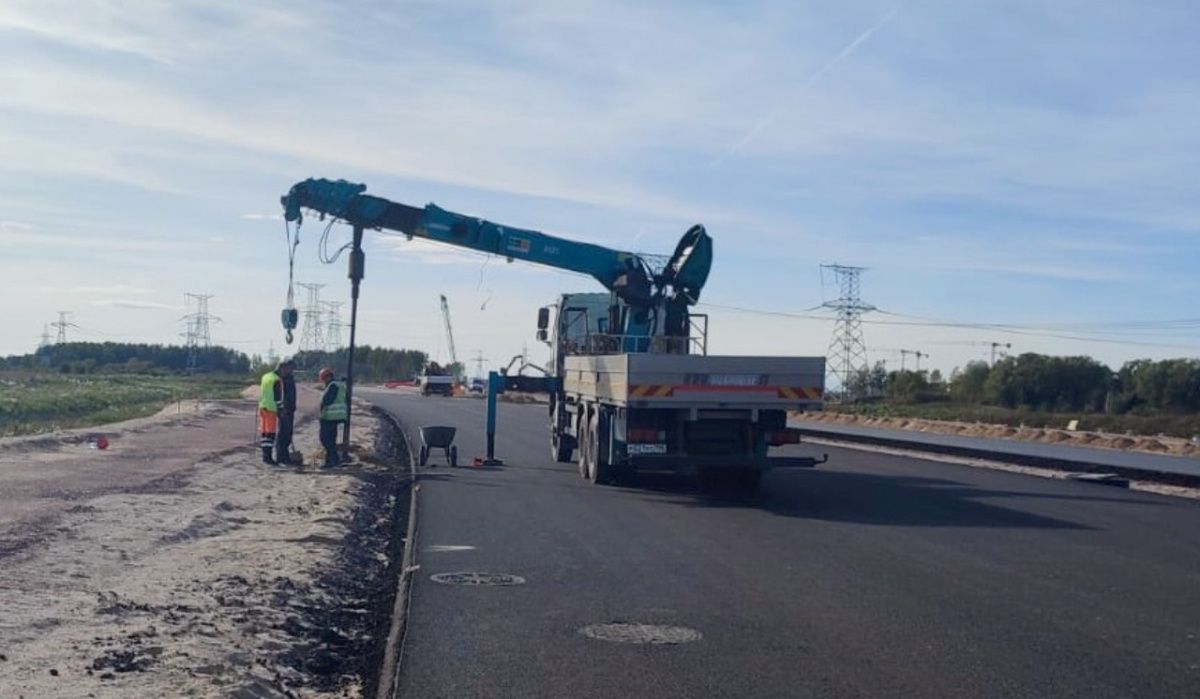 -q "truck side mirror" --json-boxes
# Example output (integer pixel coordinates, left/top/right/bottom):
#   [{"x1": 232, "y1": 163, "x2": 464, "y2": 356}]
[{"x1": 537, "y1": 307, "x2": 550, "y2": 330}]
